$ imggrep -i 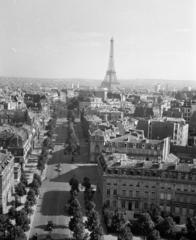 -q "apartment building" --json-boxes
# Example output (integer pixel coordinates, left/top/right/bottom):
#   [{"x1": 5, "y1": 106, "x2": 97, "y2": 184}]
[
  {"x1": 0, "y1": 151, "x2": 15, "y2": 213},
  {"x1": 90, "y1": 126, "x2": 170, "y2": 162},
  {"x1": 137, "y1": 117, "x2": 189, "y2": 146},
  {"x1": 97, "y1": 153, "x2": 196, "y2": 223}
]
